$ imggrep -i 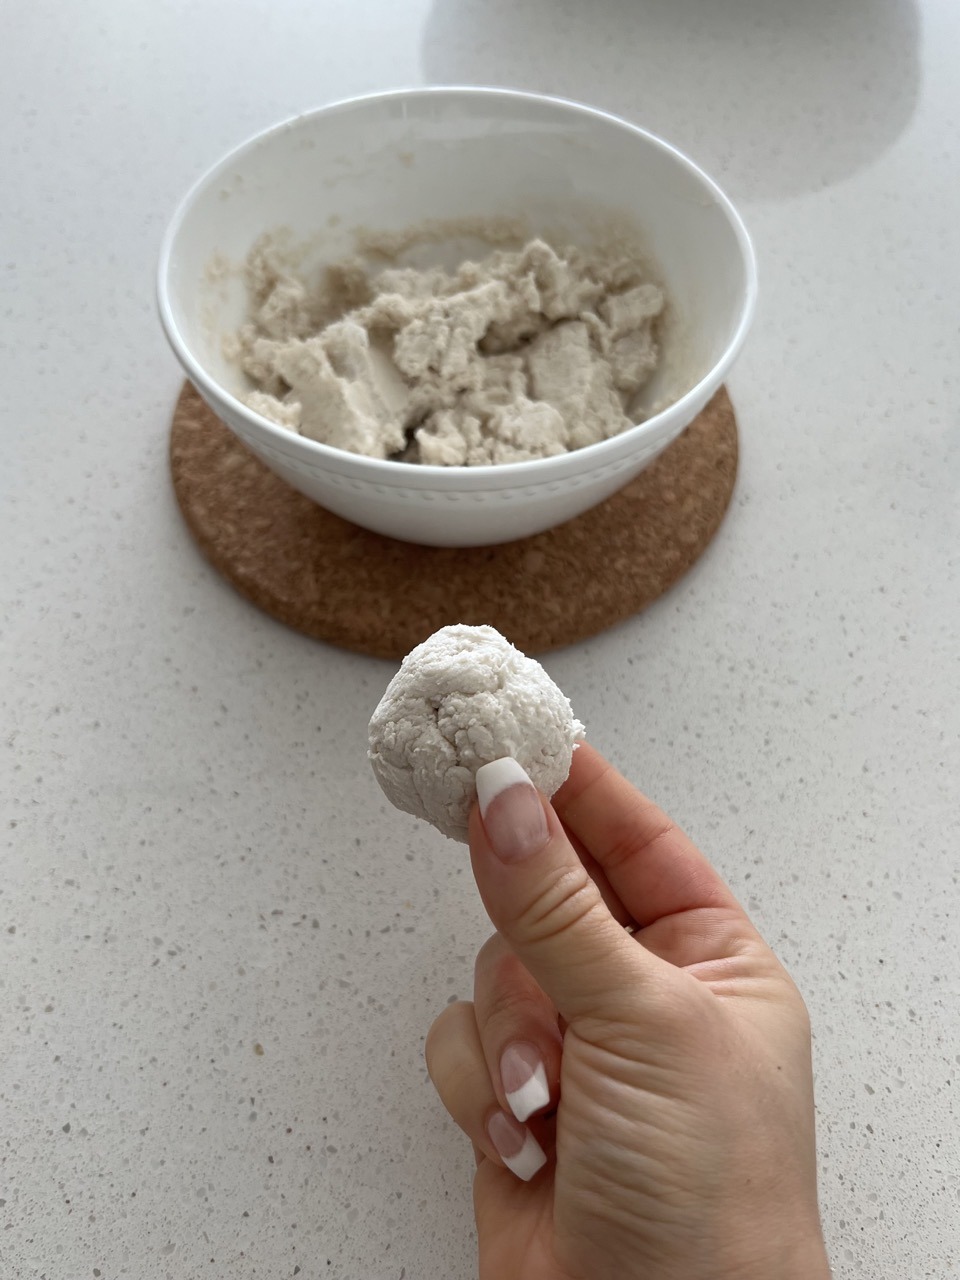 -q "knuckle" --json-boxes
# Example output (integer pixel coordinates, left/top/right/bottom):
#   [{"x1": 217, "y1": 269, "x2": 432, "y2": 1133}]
[
  {"x1": 475, "y1": 933, "x2": 505, "y2": 978},
  {"x1": 487, "y1": 970, "x2": 540, "y2": 1025},
  {"x1": 515, "y1": 861, "x2": 604, "y2": 948},
  {"x1": 475, "y1": 941, "x2": 558, "y2": 1036},
  {"x1": 605, "y1": 804, "x2": 676, "y2": 873},
  {"x1": 424, "y1": 999, "x2": 473, "y2": 1078},
  {"x1": 489, "y1": 947, "x2": 529, "y2": 992}
]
